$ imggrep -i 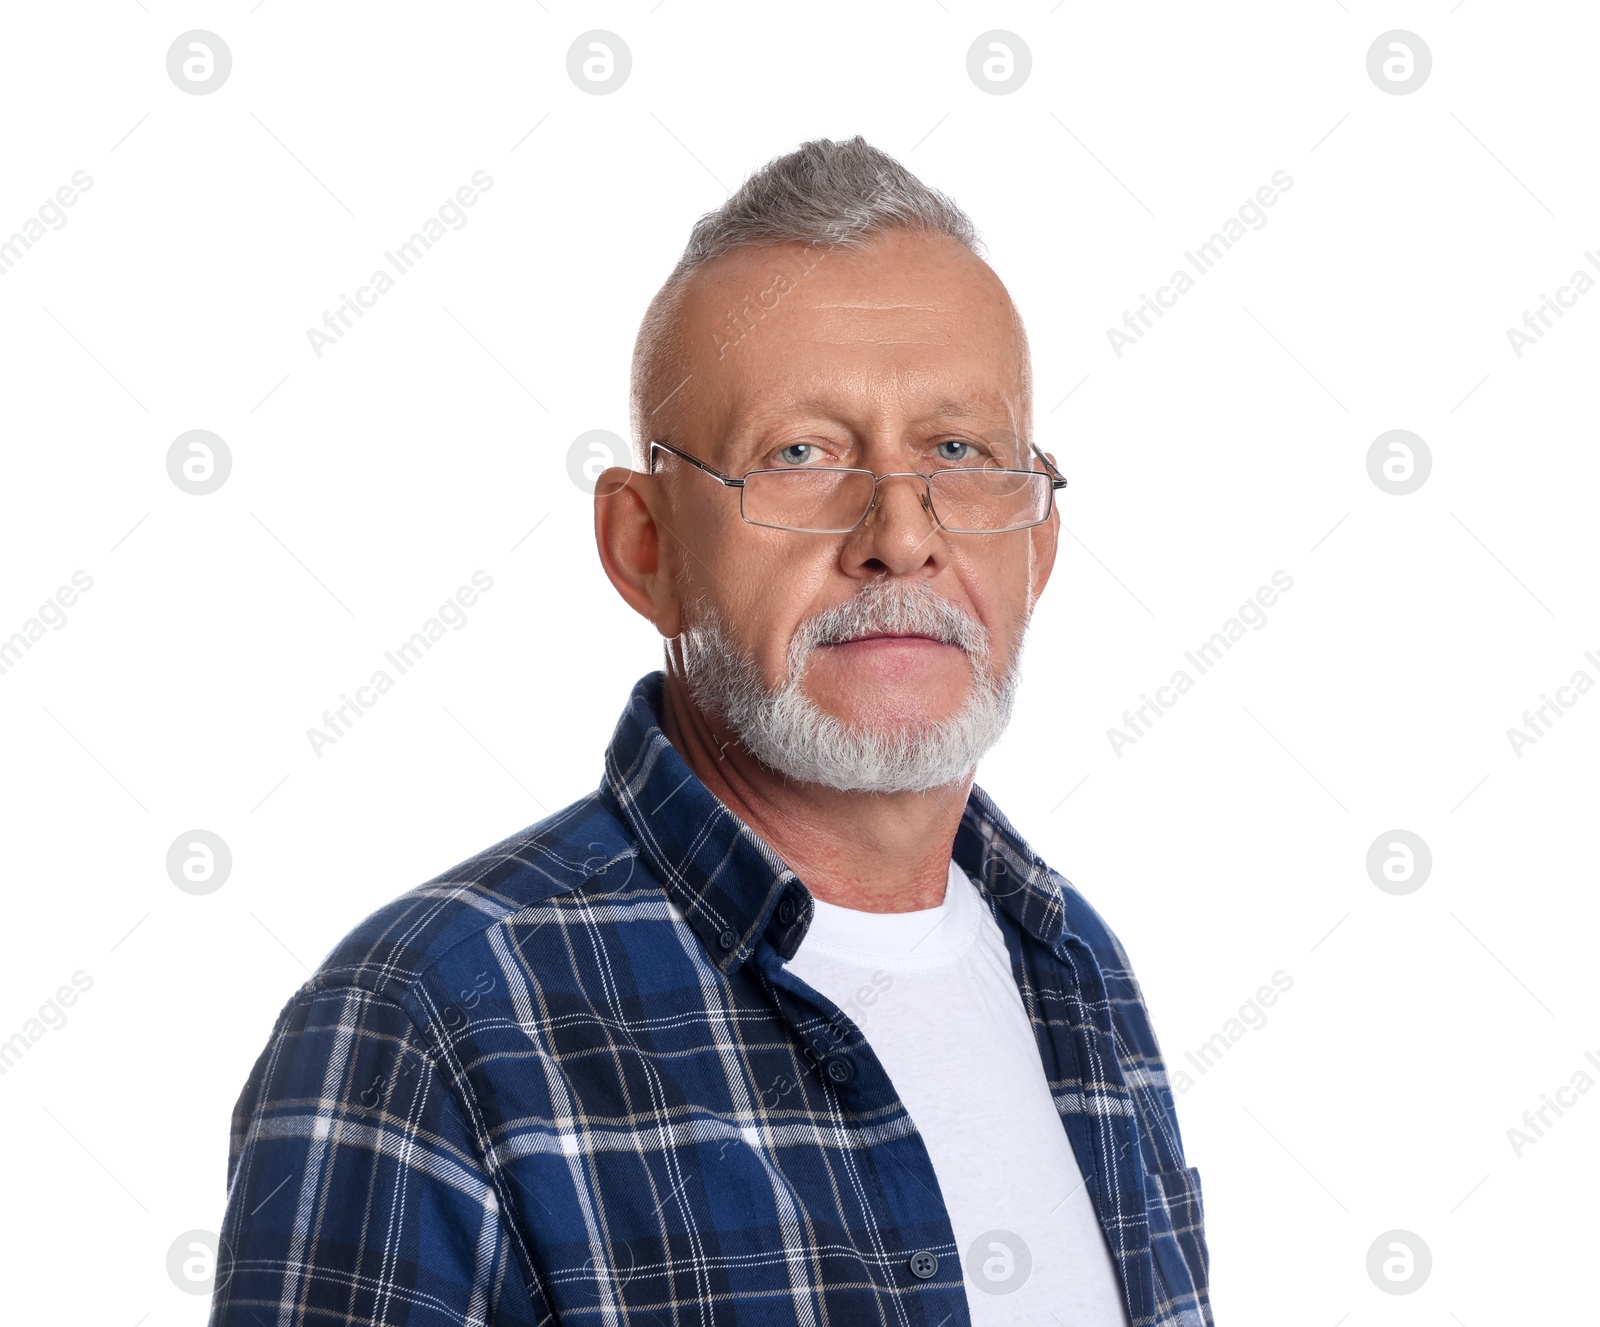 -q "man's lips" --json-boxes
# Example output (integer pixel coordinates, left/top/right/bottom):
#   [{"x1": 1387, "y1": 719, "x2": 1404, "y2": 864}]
[{"x1": 820, "y1": 632, "x2": 957, "y2": 648}]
